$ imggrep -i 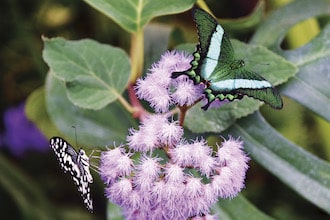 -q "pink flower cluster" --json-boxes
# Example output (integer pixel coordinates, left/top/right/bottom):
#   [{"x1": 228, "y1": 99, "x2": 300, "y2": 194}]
[
  {"x1": 136, "y1": 51, "x2": 204, "y2": 113},
  {"x1": 99, "y1": 51, "x2": 250, "y2": 219},
  {"x1": 99, "y1": 117, "x2": 249, "y2": 219}
]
